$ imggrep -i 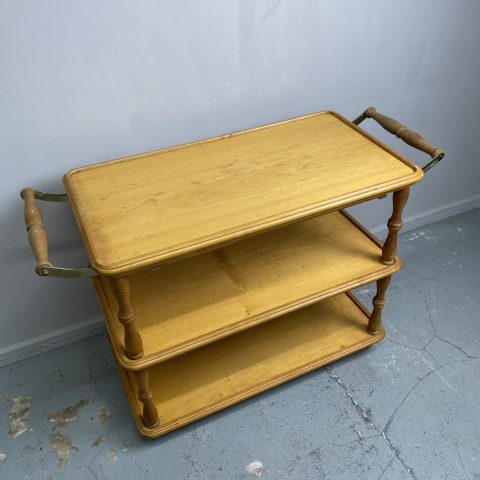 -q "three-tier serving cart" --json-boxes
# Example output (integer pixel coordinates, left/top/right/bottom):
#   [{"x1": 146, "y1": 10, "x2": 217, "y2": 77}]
[{"x1": 21, "y1": 107, "x2": 444, "y2": 437}]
